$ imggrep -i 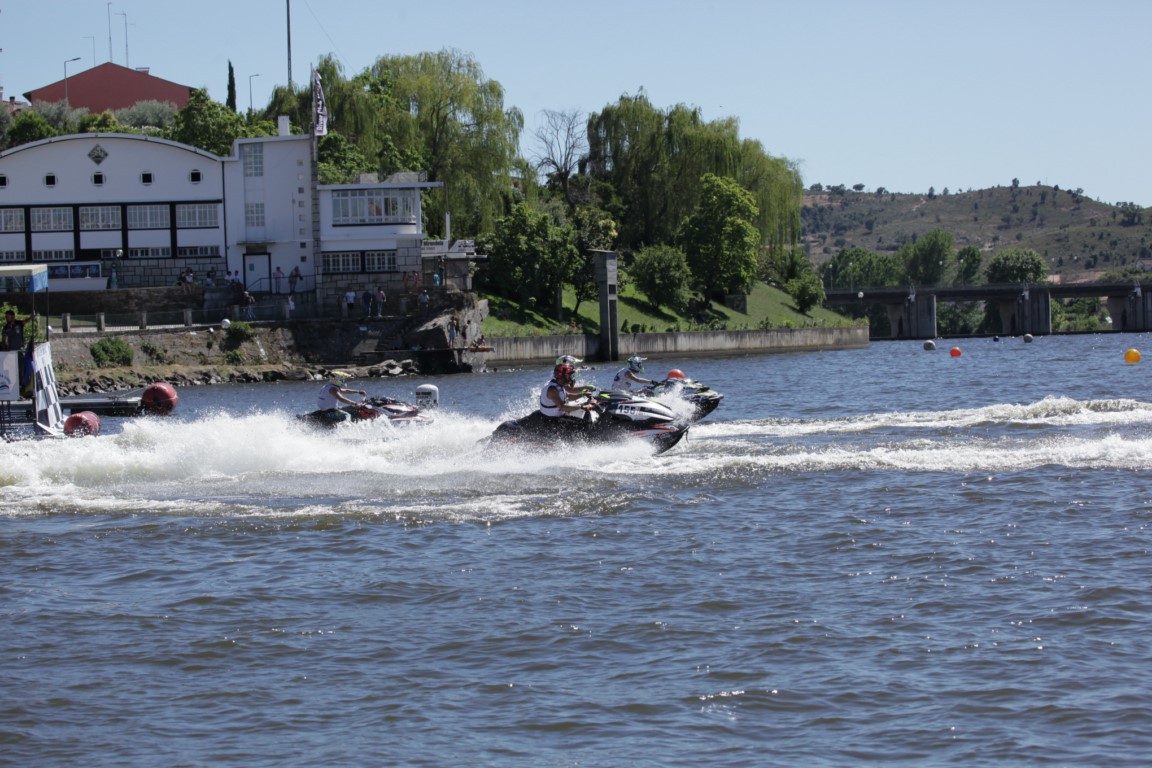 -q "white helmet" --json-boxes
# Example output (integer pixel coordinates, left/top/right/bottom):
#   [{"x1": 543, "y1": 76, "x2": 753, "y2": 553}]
[
  {"x1": 555, "y1": 355, "x2": 582, "y2": 366},
  {"x1": 628, "y1": 355, "x2": 646, "y2": 373}
]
